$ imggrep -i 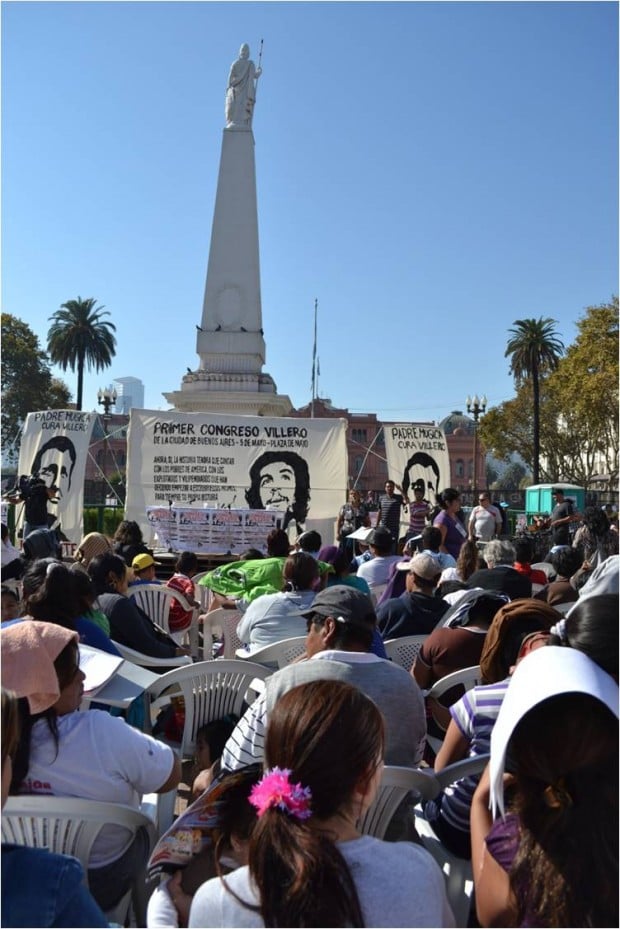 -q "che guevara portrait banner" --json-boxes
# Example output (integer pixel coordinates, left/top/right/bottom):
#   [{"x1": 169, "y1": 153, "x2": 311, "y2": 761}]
[{"x1": 126, "y1": 409, "x2": 347, "y2": 543}]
